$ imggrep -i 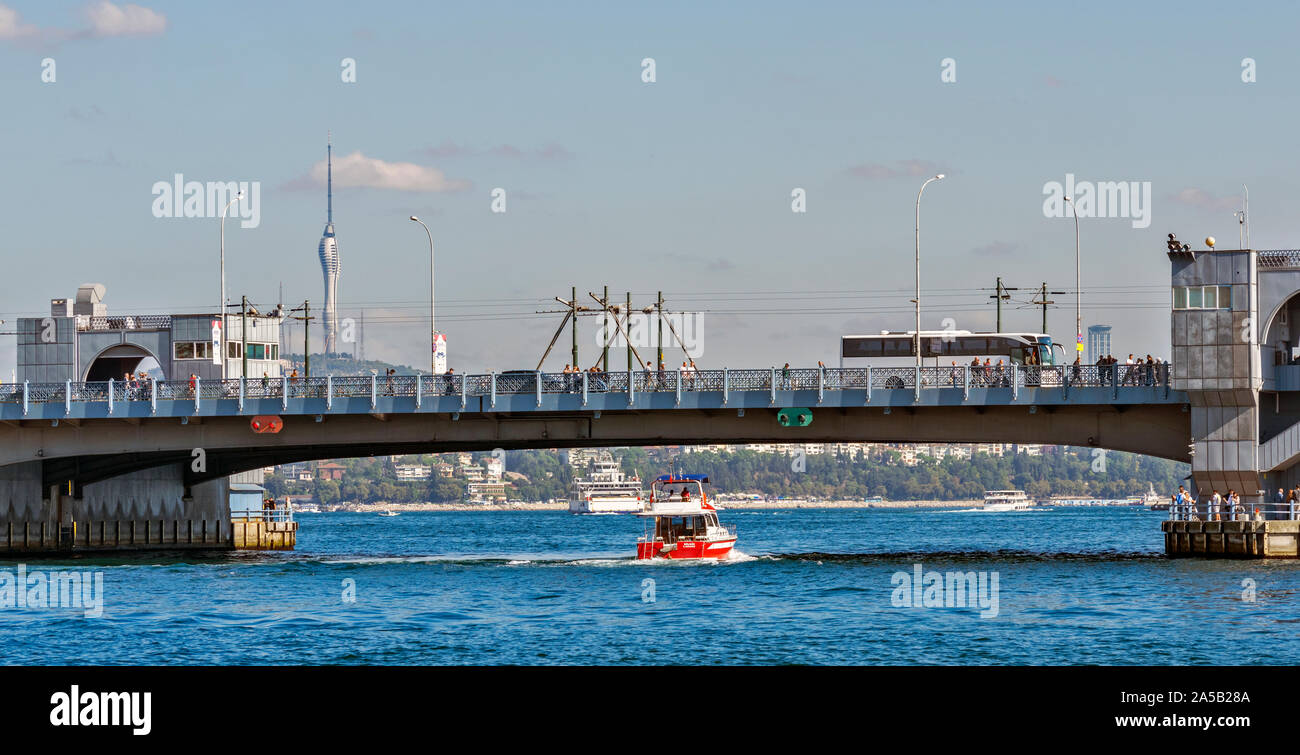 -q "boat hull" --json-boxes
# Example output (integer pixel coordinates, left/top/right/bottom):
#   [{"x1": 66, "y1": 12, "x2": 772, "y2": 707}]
[
  {"x1": 636, "y1": 538, "x2": 736, "y2": 560},
  {"x1": 569, "y1": 498, "x2": 642, "y2": 514}
]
